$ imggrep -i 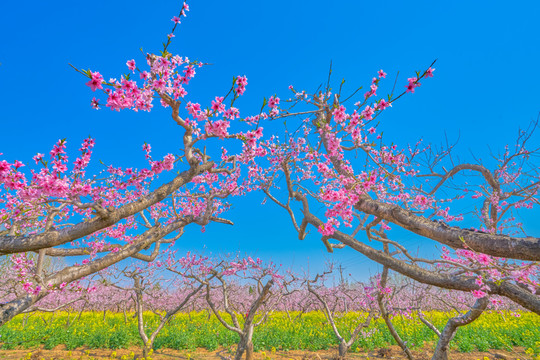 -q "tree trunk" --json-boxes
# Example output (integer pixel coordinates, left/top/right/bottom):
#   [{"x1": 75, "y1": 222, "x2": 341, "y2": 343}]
[
  {"x1": 431, "y1": 297, "x2": 489, "y2": 360},
  {"x1": 142, "y1": 342, "x2": 153, "y2": 359},
  {"x1": 338, "y1": 341, "x2": 349, "y2": 358},
  {"x1": 22, "y1": 314, "x2": 30, "y2": 328},
  {"x1": 235, "y1": 334, "x2": 254, "y2": 360},
  {"x1": 285, "y1": 308, "x2": 292, "y2": 322},
  {"x1": 245, "y1": 340, "x2": 254, "y2": 360},
  {"x1": 65, "y1": 311, "x2": 72, "y2": 328},
  {"x1": 378, "y1": 260, "x2": 414, "y2": 360},
  {"x1": 76, "y1": 304, "x2": 85, "y2": 323},
  {"x1": 234, "y1": 337, "x2": 246, "y2": 360}
]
